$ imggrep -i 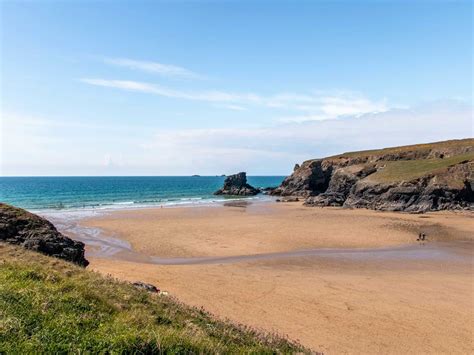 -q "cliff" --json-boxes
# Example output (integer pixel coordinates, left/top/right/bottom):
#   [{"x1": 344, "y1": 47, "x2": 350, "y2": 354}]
[
  {"x1": 272, "y1": 139, "x2": 474, "y2": 212},
  {"x1": 0, "y1": 203, "x2": 89, "y2": 266}
]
